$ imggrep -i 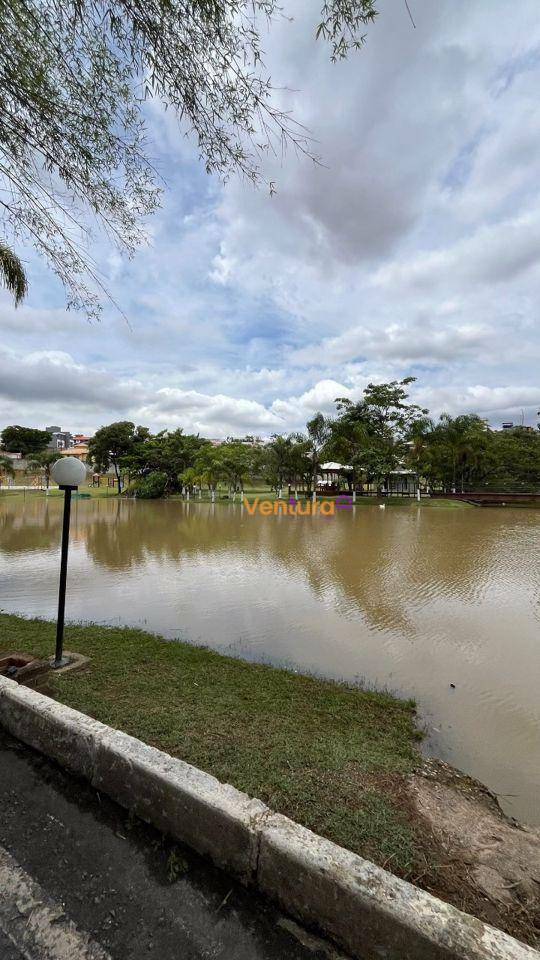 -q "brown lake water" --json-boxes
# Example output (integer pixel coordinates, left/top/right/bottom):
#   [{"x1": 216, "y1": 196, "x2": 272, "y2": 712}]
[{"x1": 1, "y1": 496, "x2": 539, "y2": 824}]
